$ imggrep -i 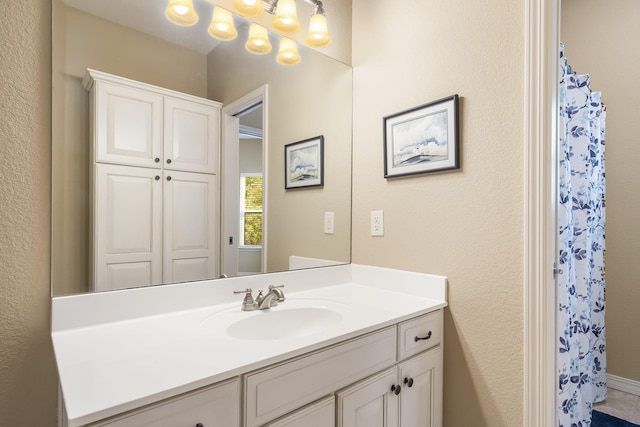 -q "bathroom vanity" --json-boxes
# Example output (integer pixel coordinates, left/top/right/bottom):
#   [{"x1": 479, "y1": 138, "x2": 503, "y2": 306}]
[{"x1": 52, "y1": 264, "x2": 447, "y2": 426}]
